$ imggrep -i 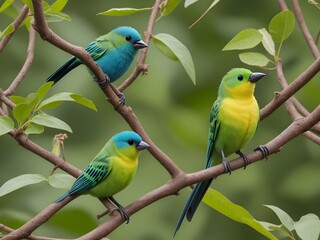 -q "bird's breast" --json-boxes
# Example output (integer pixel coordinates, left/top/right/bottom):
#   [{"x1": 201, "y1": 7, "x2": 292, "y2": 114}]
[{"x1": 215, "y1": 97, "x2": 259, "y2": 156}]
